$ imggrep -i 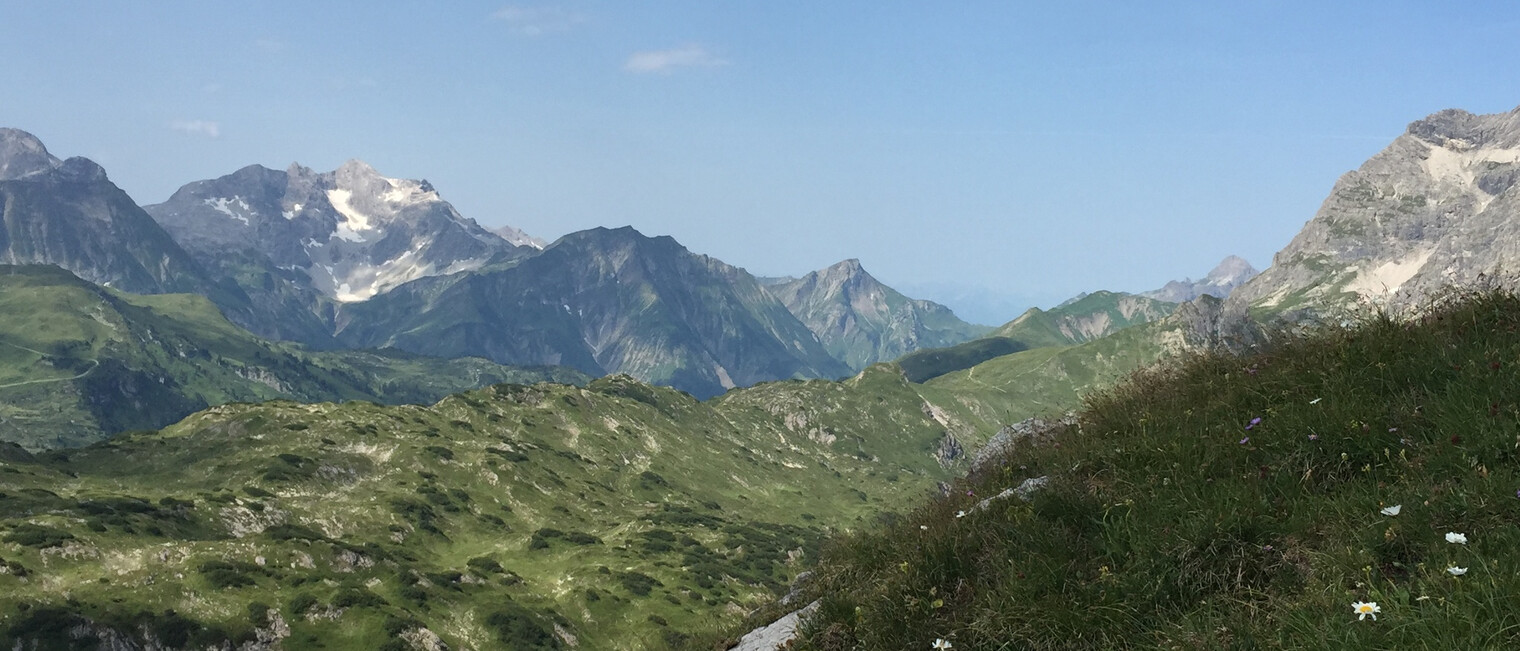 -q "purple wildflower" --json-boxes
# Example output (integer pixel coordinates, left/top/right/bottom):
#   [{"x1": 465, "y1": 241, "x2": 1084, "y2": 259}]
[
  {"x1": 1246, "y1": 417, "x2": 1262, "y2": 430},
  {"x1": 1308, "y1": 434, "x2": 1318, "y2": 441},
  {"x1": 1239, "y1": 437, "x2": 1250, "y2": 445}
]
